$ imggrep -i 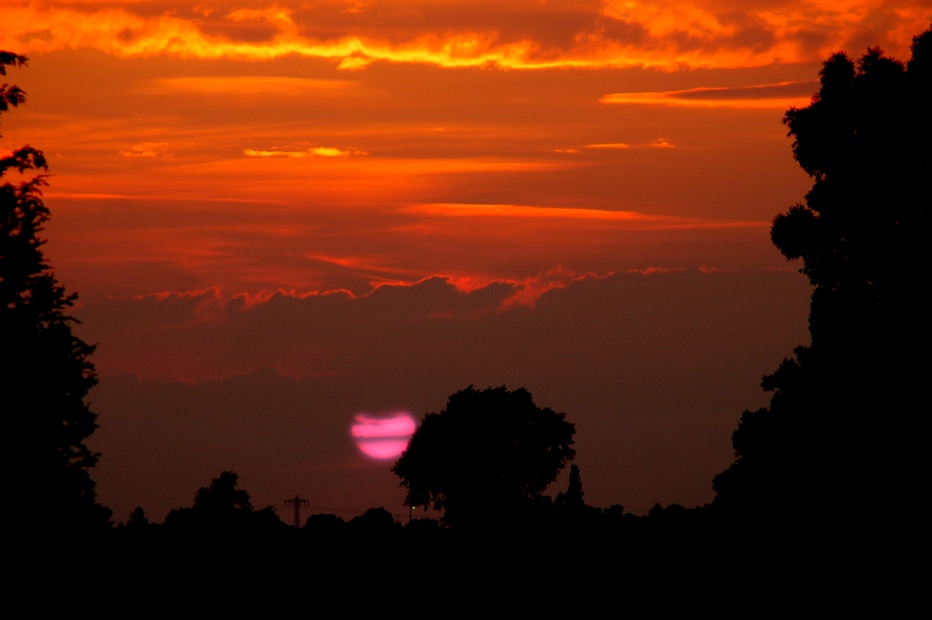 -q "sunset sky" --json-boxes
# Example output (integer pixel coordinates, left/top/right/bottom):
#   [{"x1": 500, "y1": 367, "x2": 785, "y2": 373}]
[{"x1": 4, "y1": 2, "x2": 929, "y2": 523}]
